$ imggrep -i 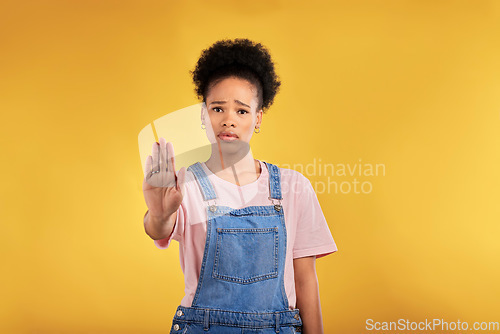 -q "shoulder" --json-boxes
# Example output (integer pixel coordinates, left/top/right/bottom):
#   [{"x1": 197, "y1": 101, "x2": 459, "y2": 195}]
[
  {"x1": 177, "y1": 165, "x2": 200, "y2": 197},
  {"x1": 265, "y1": 162, "x2": 314, "y2": 196},
  {"x1": 179, "y1": 165, "x2": 196, "y2": 185},
  {"x1": 275, "y1": 163, "x2": 311, "y2": 184}
]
